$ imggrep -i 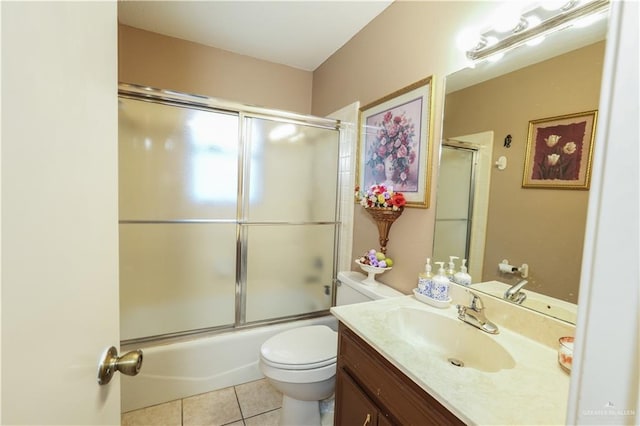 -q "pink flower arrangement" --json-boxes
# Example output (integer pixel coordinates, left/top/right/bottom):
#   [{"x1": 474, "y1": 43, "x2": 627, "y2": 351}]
[
  {"x1": 366, "y1": 111, "x2": 416, "y2": 186},
  {"x1": 356, "y1": 184, "x2": 406, "y2": 210}
]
